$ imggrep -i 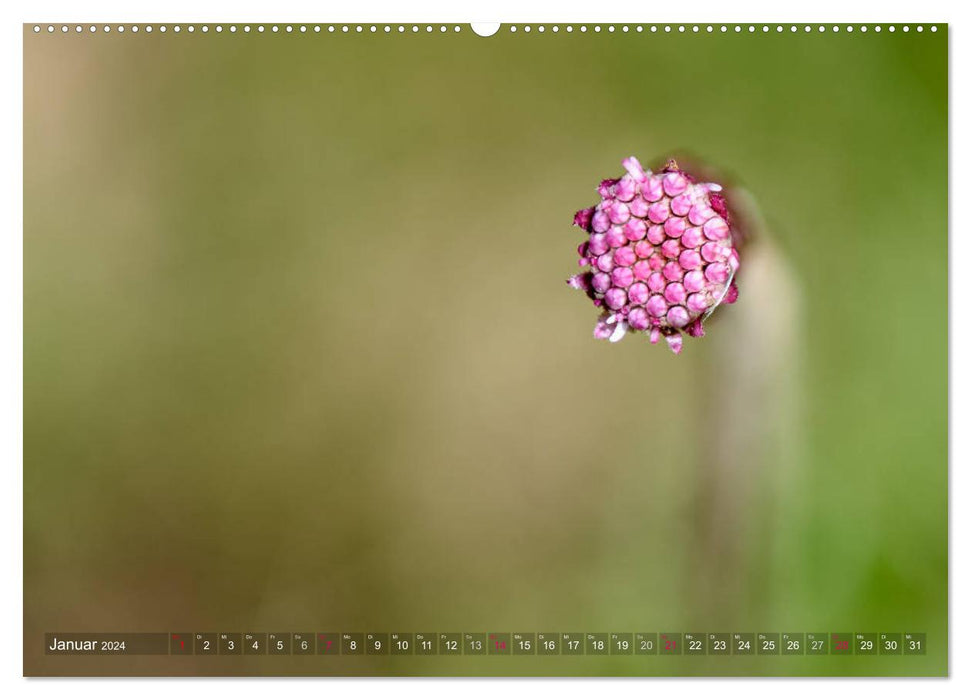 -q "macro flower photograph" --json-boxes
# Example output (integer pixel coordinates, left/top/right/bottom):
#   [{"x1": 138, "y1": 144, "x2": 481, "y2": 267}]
[{"x1": 23, "y1": 23, "x2": 946, "y2": 677}]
